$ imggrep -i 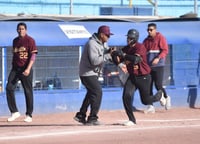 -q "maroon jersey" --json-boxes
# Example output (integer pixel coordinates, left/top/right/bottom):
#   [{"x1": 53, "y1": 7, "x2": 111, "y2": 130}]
[
  {"x1": 12, "y1": 34, "x2": 37, "y2": 68},
  {"x1": 122, "y1": 42, "x2": 151, "y2": 76}
]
